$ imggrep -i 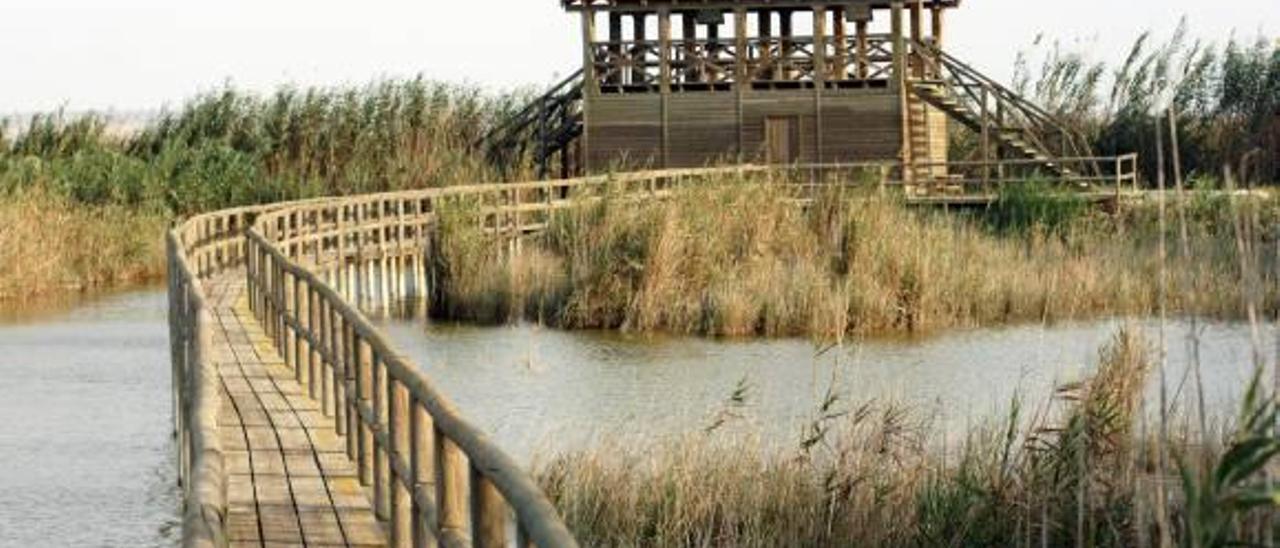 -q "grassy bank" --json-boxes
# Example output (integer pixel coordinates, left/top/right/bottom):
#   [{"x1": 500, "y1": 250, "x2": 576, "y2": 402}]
[
  {"x1": 535, "y1": 329, "x2": 1280, "y2": 547},
  {"x1": 427, "y1": 178, "x2": 1277, "y2": 338},
  {"x1": 0, "y1": 190, "x2": 166, "y2": 301}
]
